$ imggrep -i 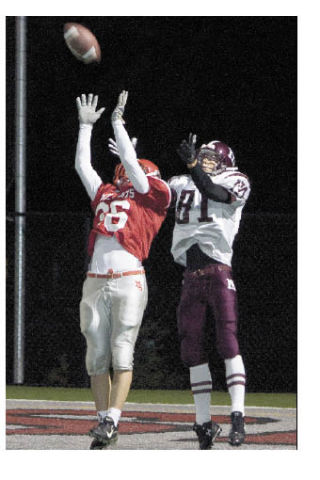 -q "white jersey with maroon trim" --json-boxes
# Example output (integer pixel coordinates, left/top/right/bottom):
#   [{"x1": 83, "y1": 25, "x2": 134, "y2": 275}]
[
  {"x1": 169, "y1": 167, "x2": 250, "y2": 267},
  {"x1": 88, "y1": 175, "x2": 171, "y2": 261}
]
